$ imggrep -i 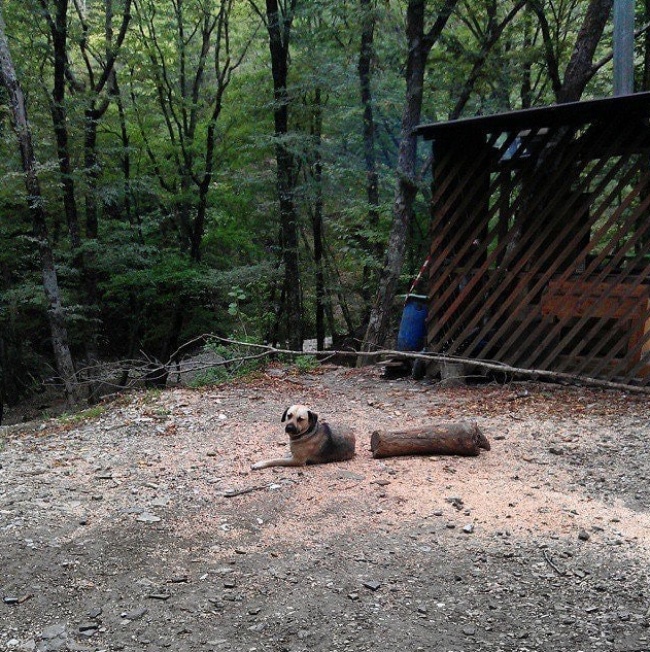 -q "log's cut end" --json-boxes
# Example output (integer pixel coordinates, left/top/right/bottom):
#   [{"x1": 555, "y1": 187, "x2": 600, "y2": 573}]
[
  {"x1": 474, "y1": 426, "x2": 491, "y2": 451},
  {"x1": 370, "y1": 420, "x2": 490, "y2": 459}
]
